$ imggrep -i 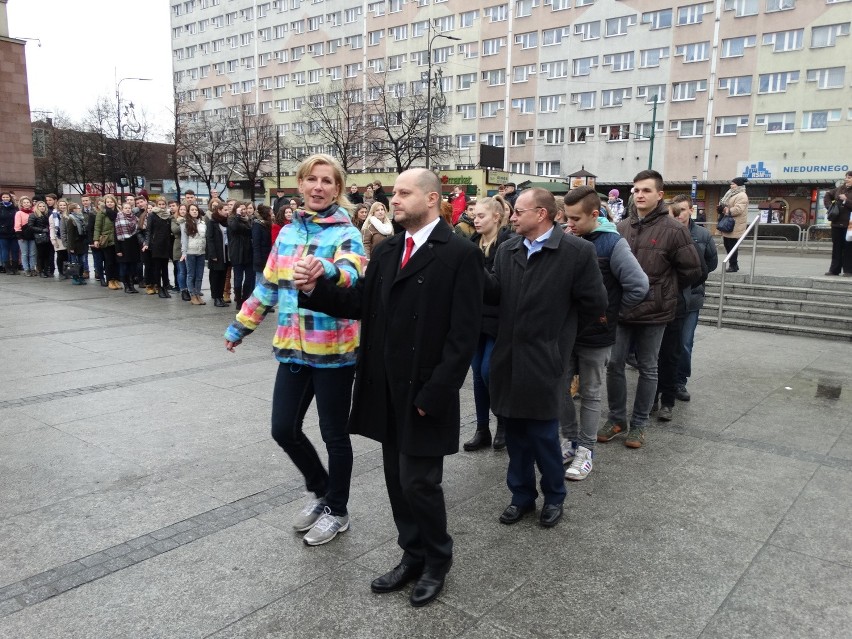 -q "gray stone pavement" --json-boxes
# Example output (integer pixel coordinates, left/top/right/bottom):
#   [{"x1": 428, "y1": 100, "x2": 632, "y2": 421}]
[{"x1": 0, "y1": 259, "x2": 850, "y2": 638}]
